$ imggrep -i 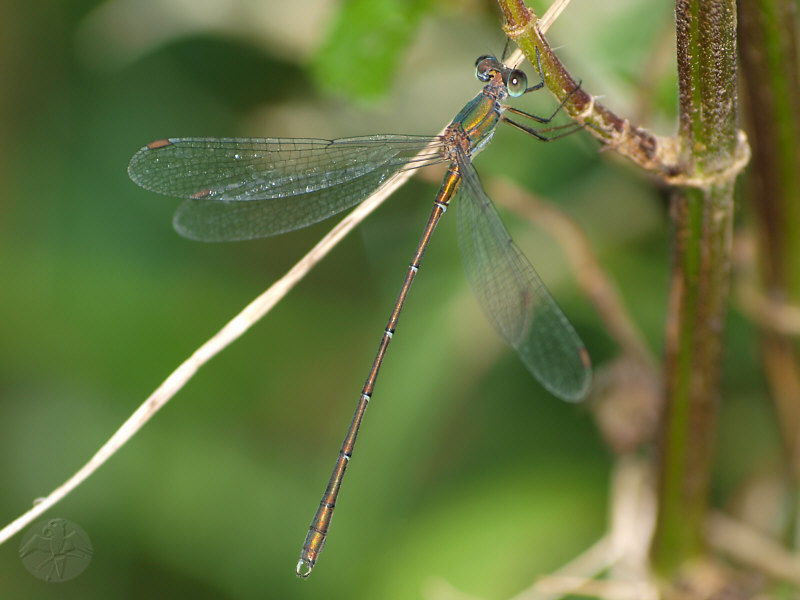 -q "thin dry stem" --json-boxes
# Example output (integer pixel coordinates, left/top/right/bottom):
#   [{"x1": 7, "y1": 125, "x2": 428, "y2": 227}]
[
  {"x1": 738, "y1": 280, "x2": 800, "y2": 336},
  {"x1": 510, "y1": 458, "x2": 657, "y2": 600},
  {"x1": 530, "y1": 577, "x2": 656, "y2": 600},
  {"x1": 706, "y1": 512, "x2": 800, "y2": 587},
  {"x1": 0, "y1": 0, "x2": 577, "y2": 552},
  {"x1": 425, "y1": 458, "x2": 659, "y2": 600},
  {"x1": 538, "y1": 0, "x2": 570, "y2": 32},
  {"x1": 0, "y1": 136, "x2": 438, "y2": 546},
  {"x1": 505, "y1": 0, "x2": 564, "y2": 67}
]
